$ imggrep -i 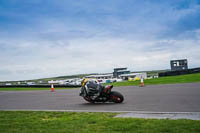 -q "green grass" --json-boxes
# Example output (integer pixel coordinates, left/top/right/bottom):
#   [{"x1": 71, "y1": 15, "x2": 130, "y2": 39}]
[
  {"x1": 106, "y1": 73, "x2": 200, "y2": 87},
  {"x1": 0, "y1": 87, "x2": 79, "y2": 91},
  {"x1": 0, "y1": 111, "x2": 199, "y2": 133}
]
